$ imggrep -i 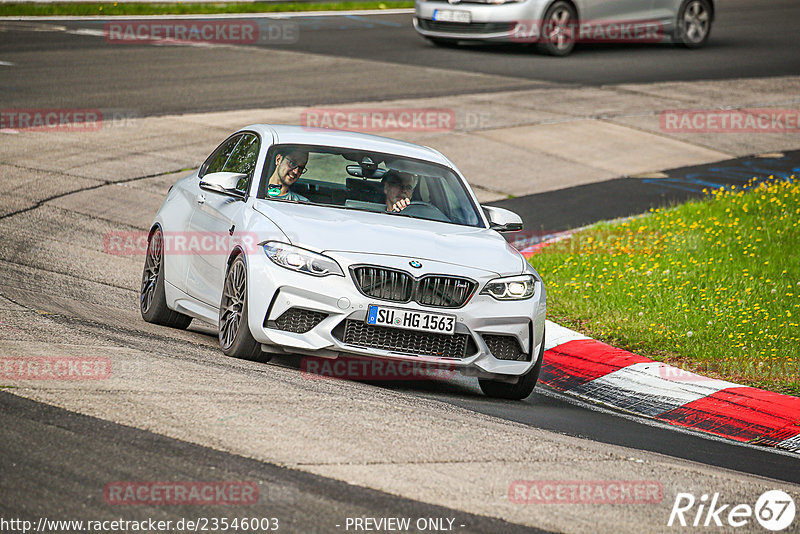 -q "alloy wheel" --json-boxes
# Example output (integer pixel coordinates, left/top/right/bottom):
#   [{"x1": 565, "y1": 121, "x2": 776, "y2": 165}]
[
  {"x1": 546, "y1": 8, "x2": 574, "y2": 51},
  {"x1": 682, "y1": 0, "x2": 710, "y2": 44},
  {"x1": 141, "y1": 230, "x2": 163, "y2": 314},
  {"x1": 220, "y1": 259, "x2": 246, "y2": 349}
]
